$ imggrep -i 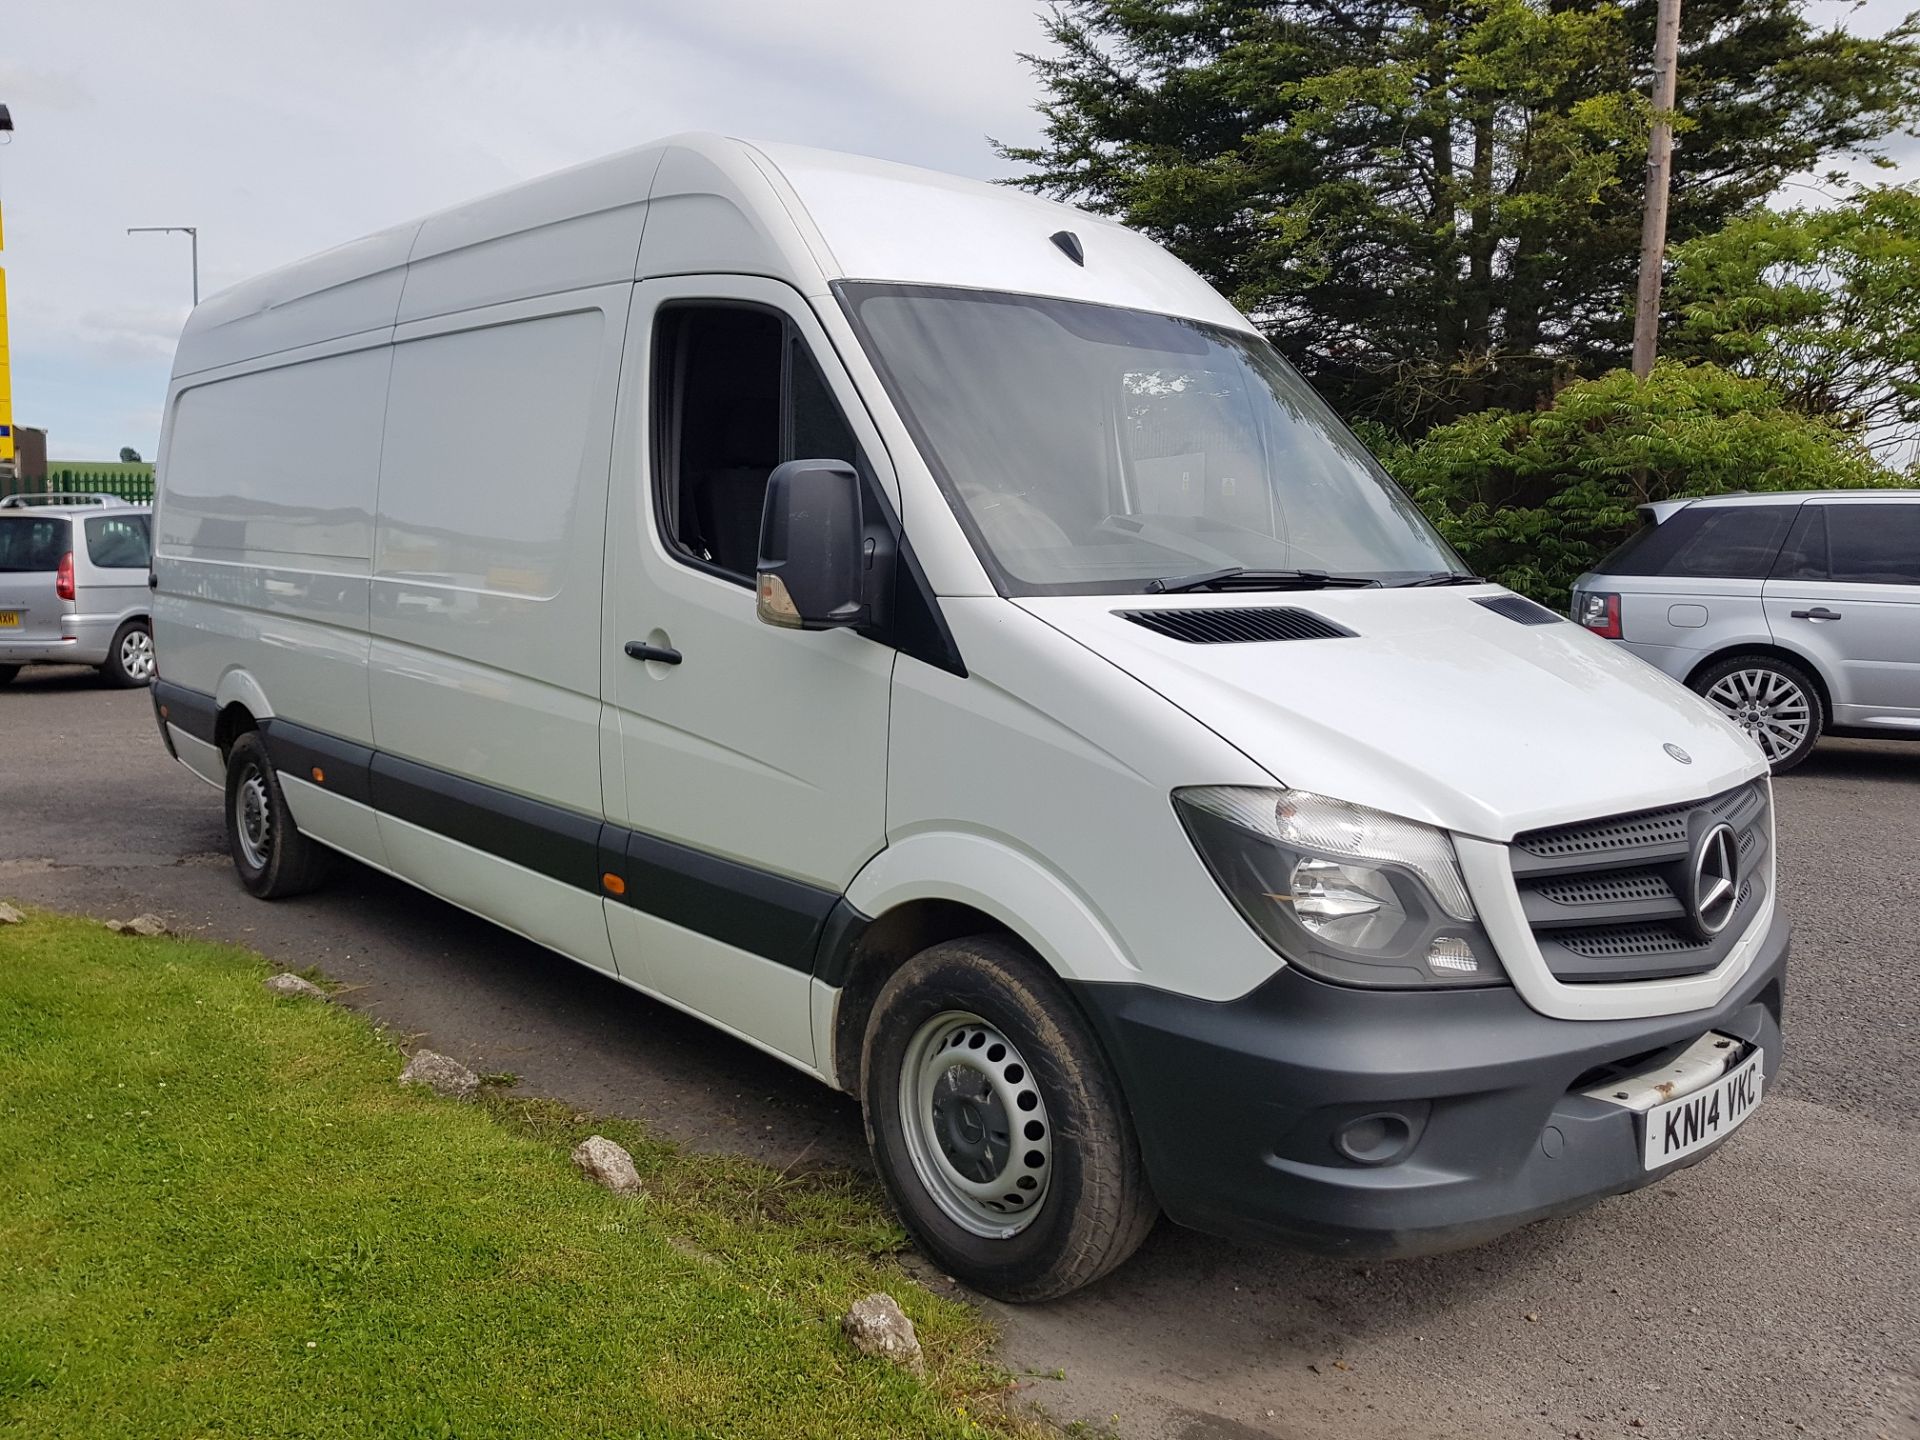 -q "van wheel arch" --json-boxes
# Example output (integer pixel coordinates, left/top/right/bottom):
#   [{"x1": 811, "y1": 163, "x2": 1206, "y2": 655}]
[
  {"x1": 829, "y1": 899, "x2": 1019, "y2": 1093},
  {"x1": 215, "y1": 702, "x2": 258, "y2": 761}
]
